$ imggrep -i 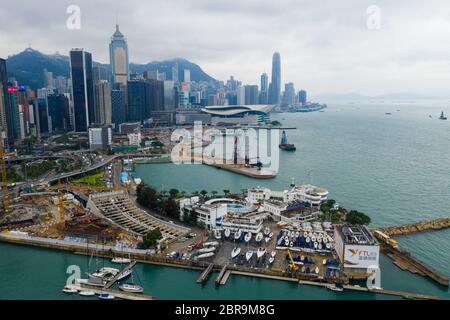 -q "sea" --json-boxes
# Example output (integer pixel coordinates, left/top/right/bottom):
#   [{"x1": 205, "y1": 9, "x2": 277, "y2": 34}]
[{"x1": 1, "y1": 101, "x2": 449, "y2": 299}]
